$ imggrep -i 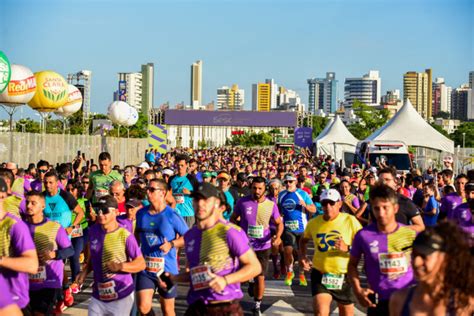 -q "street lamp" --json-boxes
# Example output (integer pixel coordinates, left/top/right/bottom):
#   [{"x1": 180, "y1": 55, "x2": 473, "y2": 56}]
[{"x1": 462, "y1": 132, "x2": 466, "y2": 171}]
